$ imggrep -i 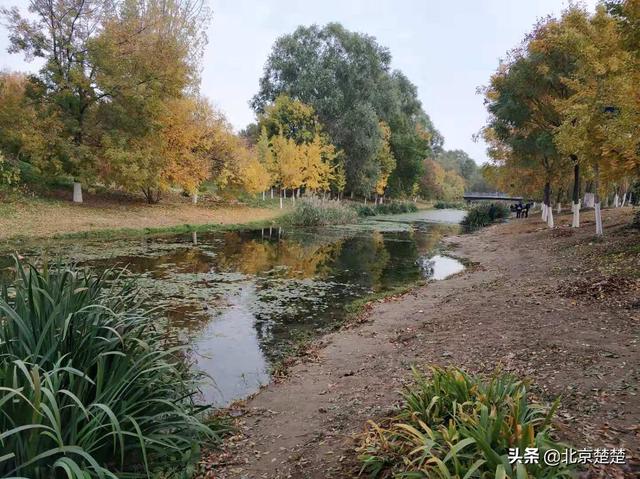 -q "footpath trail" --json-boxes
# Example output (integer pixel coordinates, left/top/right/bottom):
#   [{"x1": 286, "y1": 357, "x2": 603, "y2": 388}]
[{"x1": 205, "y1": 208, "x2": 639, "y2": 479}]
